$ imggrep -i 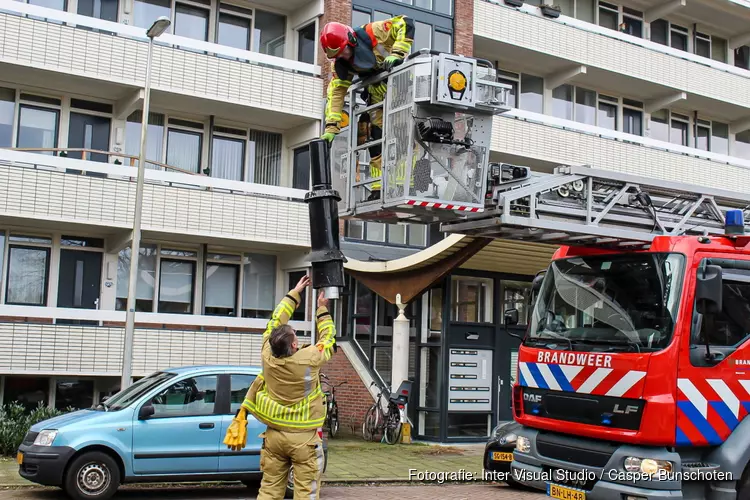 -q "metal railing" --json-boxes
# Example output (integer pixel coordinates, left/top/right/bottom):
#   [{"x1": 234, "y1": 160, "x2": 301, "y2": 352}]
[{"x1": 7, "y1": 148, "x2": 197, "y2": 175}]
